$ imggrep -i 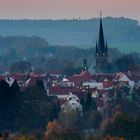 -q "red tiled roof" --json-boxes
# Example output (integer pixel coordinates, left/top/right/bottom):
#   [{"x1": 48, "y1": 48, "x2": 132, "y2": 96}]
[
  {"x1": 0, "y1": 74, "x2": 26, "y2": 81},
  {"x1": 49, "y1": 86, "x2": 88, "y2": 98},
  {"x1": 79, "y1": 71, "x2": 92, "y2": 80},
  {"x1": 0, "y1": 75, "x2": 6, "y2": 81},
  {"x1": 103, "y1": 81, "x2": 113, "y2": 88},
  {"x1": 97, "y1": 89, "x2": 112, "y2": 94},
  {"x1": 91, "y1": 73, "x2": 114, "y2": 82},
  {"x1": 25, "y1": 76, "x2": 47, "y2": 87},
  {"x1": 68, "y1": 76, "x2": 81, "y2": 83},
  {"x1": 115, "y1": 72, "x2": 140, "y2": 81},
  {"x1": 48, "y1": 71, "x2": 63, "y2": 75},
  {"x1": 68, "y1": 71, "x2": 92, "y2": 83},
  {"x1": 29, "y1": 72, "x2": 47, "y2": 78},
  {"x1": 9, "y1": 74, "x2": 26, "y2": 81}
]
